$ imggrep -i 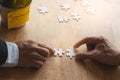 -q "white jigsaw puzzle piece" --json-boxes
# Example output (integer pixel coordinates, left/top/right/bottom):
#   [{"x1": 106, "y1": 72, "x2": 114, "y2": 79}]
[
  {"x1": 54, "y1": 48, "x2": 63, "y2": 57},
  {"x1": 86, "y1": 7, "x2": 95, "y2": 14},
  {"x1": 59, "y1": 2, "x2": 70, "y2": 11},
  {"x1": 66, "y1": 48, "x2": 76, "y2": 59},
  {"x1": 58, "y1": 16, "x2": 69, "y2": 23},
  {"x1": 80, "y1": 0, "x2": 89, "y2": 7},
  {"x1": 58, "y1": 16, "x2": 64, "y2": 23},
  {"x1": 71, "y1": 12, "x2": 80, "y2": 21},
  {"x1": 74, "y1": 0, "x2": 80, "y2": 1},
  {"x1": 38, "y1": 7, "x2": 48, "y2": 15},
  {"x1": 54, "y1": 48, "x2": 58, "y2": 56}
]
